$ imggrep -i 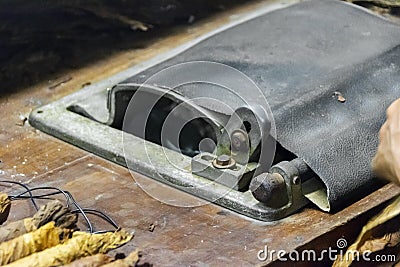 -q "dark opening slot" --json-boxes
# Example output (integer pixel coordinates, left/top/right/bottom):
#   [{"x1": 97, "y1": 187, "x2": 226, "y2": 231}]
[
  {"x1": 68, "y1": 87, "x2": 294, "y2": 164},
  {"x1": 110, "y1": 89, "x2": 218, "y2": 158},
  {"x1": 128, "y1": 98, "x2": 217, "y2": 157}
]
